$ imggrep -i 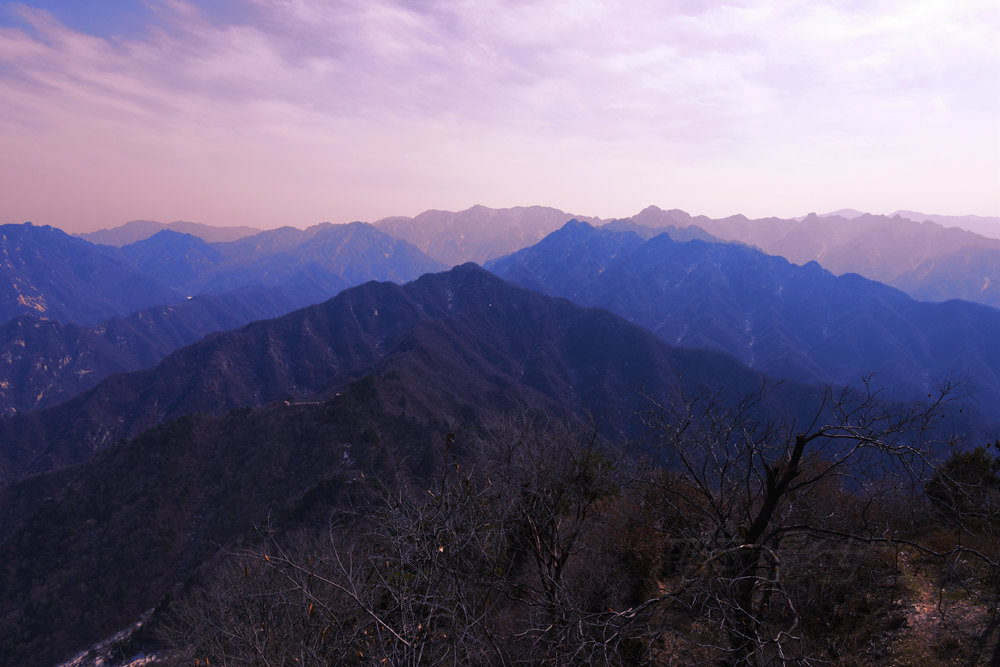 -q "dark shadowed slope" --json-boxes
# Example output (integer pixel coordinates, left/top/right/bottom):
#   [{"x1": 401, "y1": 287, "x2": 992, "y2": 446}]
[
  {"x1": 0, "y1": 285, "x2": 318, "y2": 416},
  {"x1": 0, "y1": 264, "x2": 803, "y2": 484},
  {"x1": 0, "y1": 386, "x2": 444, "y2": 667}
]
